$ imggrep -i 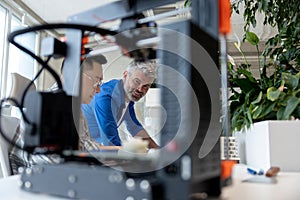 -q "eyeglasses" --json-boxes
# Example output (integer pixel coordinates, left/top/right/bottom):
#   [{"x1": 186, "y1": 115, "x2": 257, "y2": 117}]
[{"x1": 83, "y1": 72, "x2": 103, "y2": 88}]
